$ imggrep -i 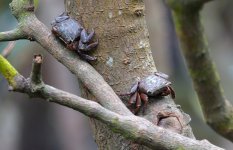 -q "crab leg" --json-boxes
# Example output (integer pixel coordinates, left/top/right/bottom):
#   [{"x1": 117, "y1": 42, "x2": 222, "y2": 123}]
[
  {"x1": 140, "y1": 93, "x2": 148, "y2": 103},
  {"x1": 85, "y1": 41, "x2": 98, "y2": 51},
  {"x1": 169, "y1": 86, "x2": 176, "y2": 99},
  {"x1": 140, "y1": 93, "x2": 148, "y2": 112},
  {"x1": 77, "y1": 50, "x2": 96, "y2": 61},
  {"x1": 128, "y1": 92, "x2": 137, "y2": 105},
  {"x1": 136, "y1": 93, "x2": 142, "y2": 107},
  {"x1": 134, "y1": 93, "x2": 142, "y2": 114}
]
